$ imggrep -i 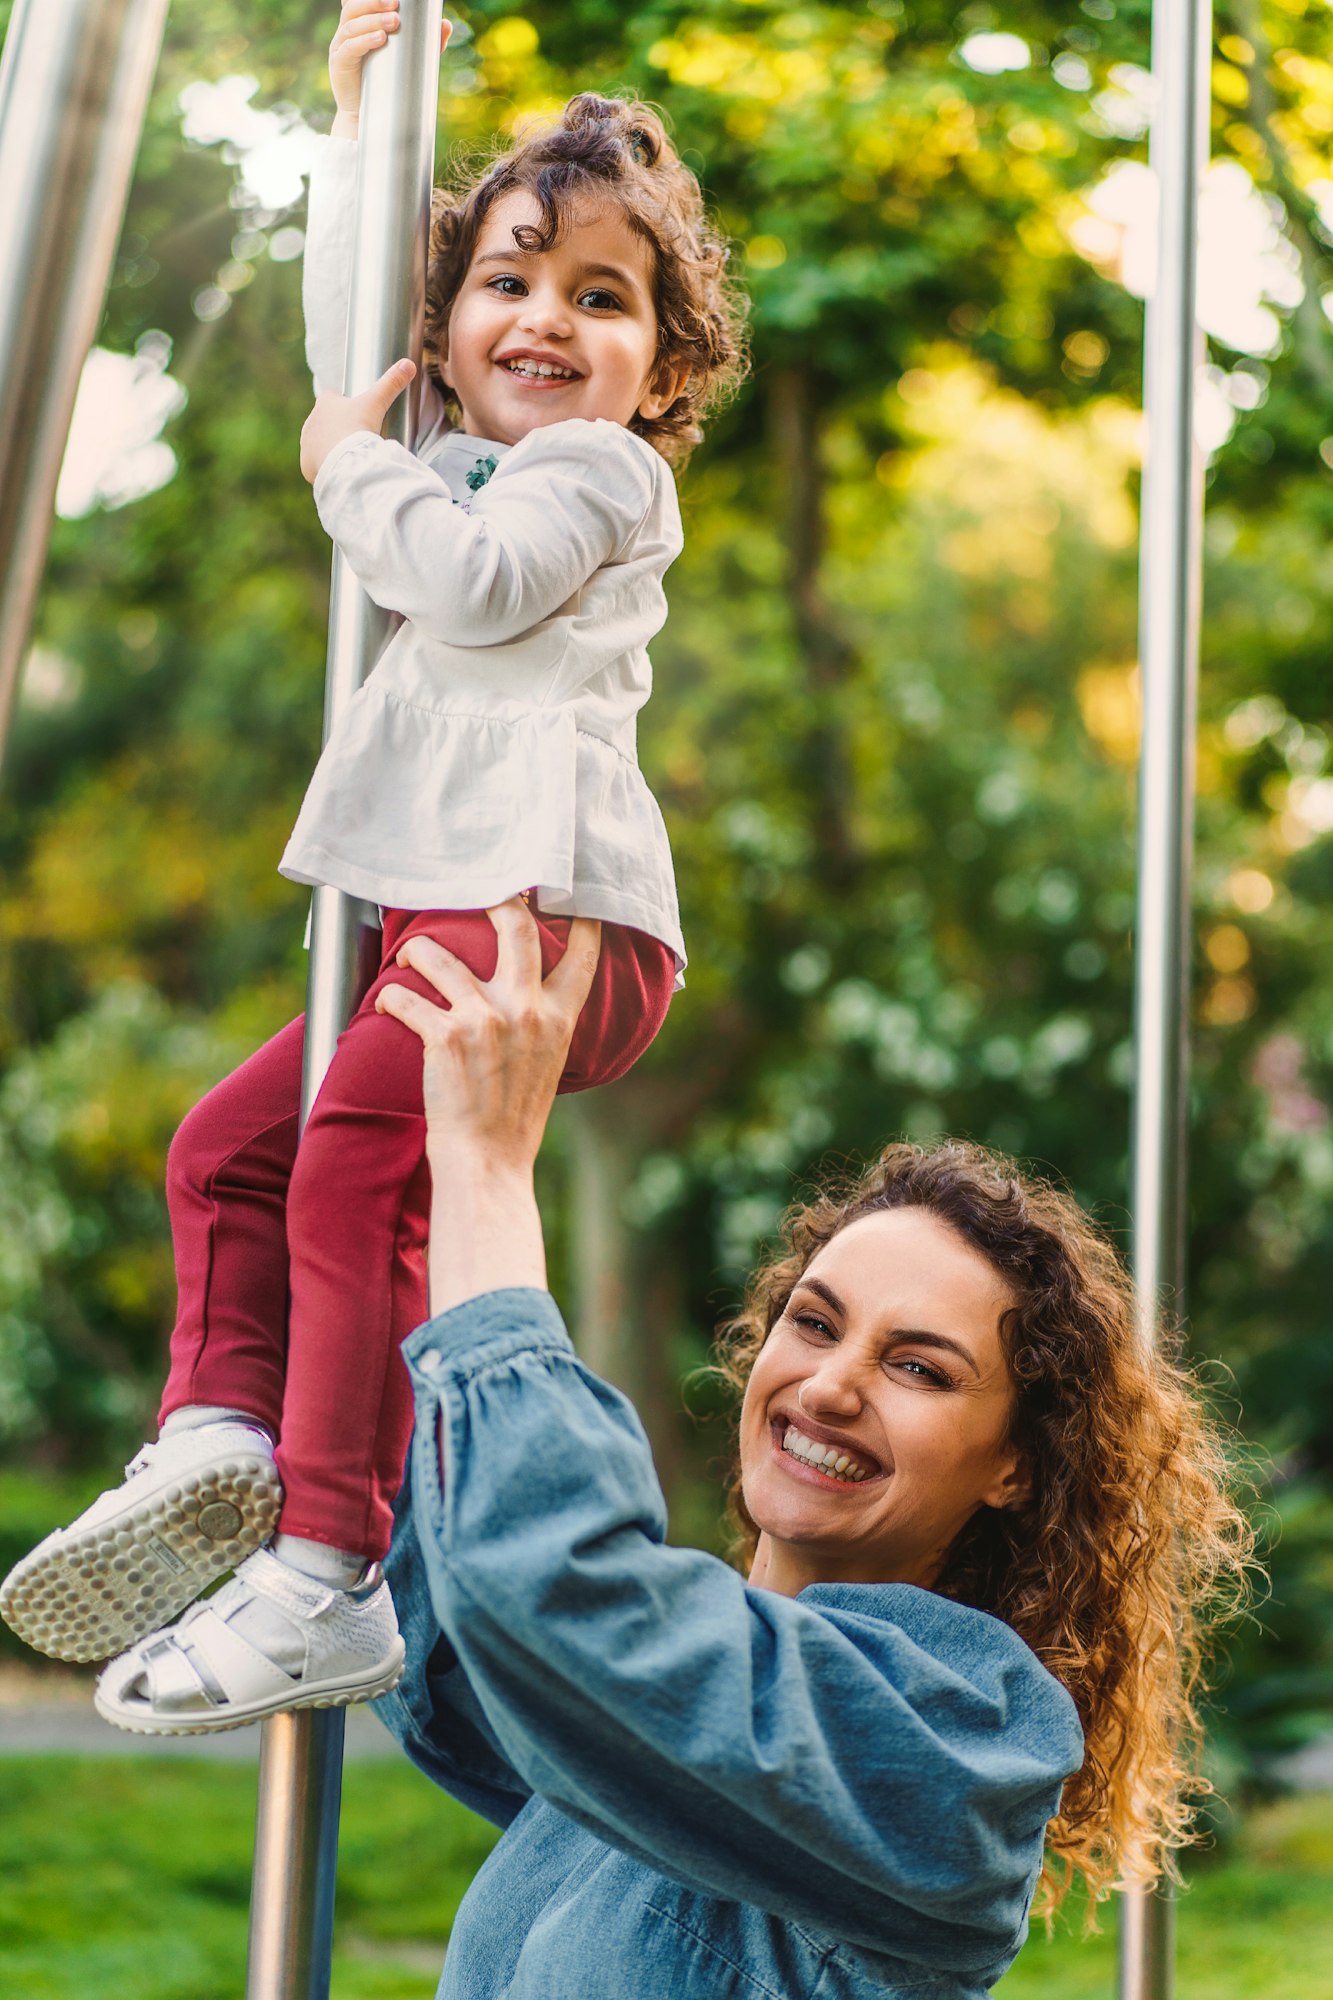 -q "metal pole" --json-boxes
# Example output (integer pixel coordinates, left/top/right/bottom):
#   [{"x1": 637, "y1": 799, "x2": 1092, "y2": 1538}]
[
  {"x1": 0, "y1": 0, "x2": 170, "y2": 759},
  {"x1": 1122, "y1": 0, "x2": 1212, "y2": 1995},
  {"x1": 245, "y1": 6, "x2": 443, "y2": 1996}
]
